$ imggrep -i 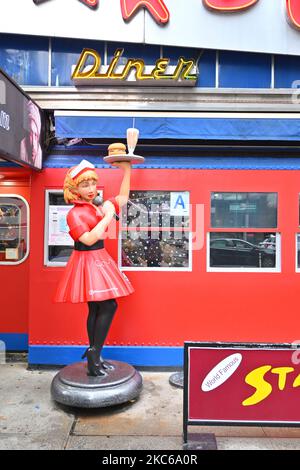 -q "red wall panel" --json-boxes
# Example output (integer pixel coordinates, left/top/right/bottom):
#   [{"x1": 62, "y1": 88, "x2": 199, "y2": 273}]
[
  {"x1": 28, "y1": 168, "x2": 300, "y2": 347},
  {"x1": 0, "y1": 173, "x2": 31, "y2": 334}
]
